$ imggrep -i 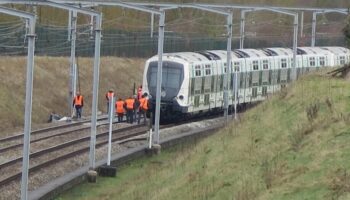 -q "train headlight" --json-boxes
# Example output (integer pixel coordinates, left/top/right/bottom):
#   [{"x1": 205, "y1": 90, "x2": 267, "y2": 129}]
[
  {"x1": 161, "y1": 90, "x2": 166, "y2": 97},
  {"x1": 179, "y1": 95, "x2": 184, "y2": 100}
]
